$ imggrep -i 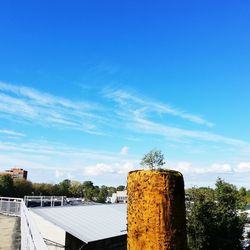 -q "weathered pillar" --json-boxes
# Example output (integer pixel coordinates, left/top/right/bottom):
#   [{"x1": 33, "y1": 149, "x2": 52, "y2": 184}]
[{"x1": 127, "y1": 170, "x2": 187, "y2": 250}]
